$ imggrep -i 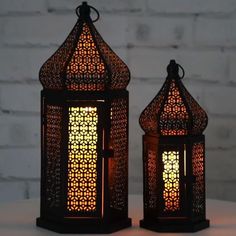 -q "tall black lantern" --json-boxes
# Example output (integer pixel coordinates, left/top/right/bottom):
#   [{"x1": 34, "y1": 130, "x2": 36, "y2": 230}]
[
  {"x1": 139, "y1": 60, "x2": 209, "y2": 232},
  {"x1": 36, "y1": 2, "x2": 131, "y2": 233}
]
